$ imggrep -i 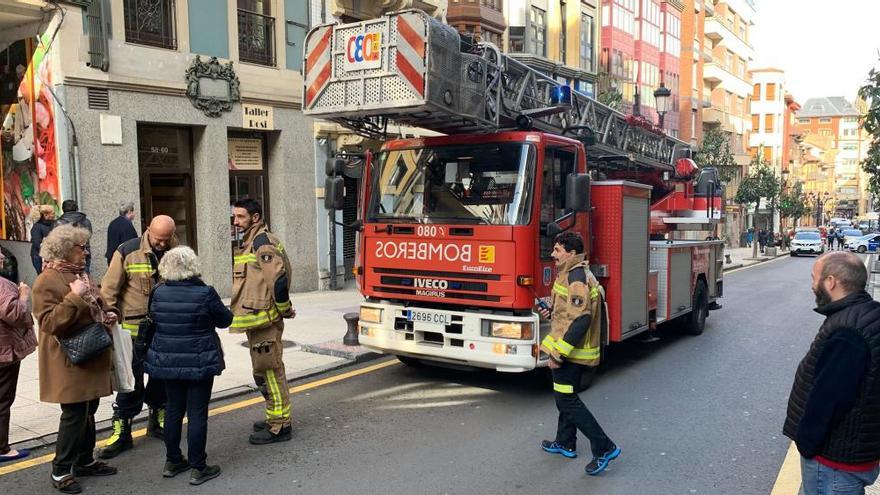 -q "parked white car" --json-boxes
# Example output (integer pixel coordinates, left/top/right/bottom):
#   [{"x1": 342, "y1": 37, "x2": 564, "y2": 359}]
[
  {"x1": 790, "y1": 231, "x2": 824, "y2": 256},
  {"x1": 841, "y1": 229, "x2": 866, "y2": 248},
  {"x1": 847, "y1": 234, "x2": 880, "y2": 253}
]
